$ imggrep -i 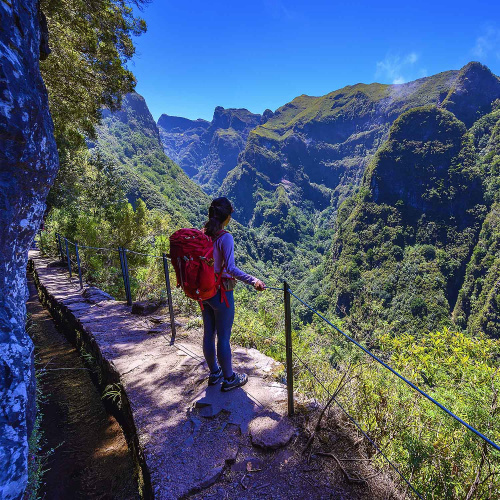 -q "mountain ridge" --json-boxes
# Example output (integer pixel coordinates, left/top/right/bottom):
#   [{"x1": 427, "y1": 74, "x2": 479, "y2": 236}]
[
  {"x1": 222, "y1": 63, "x2": 499, "y2": 229},
  {"x1": 158, "y1": 106, "x2": 262, "y2": 194}
]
